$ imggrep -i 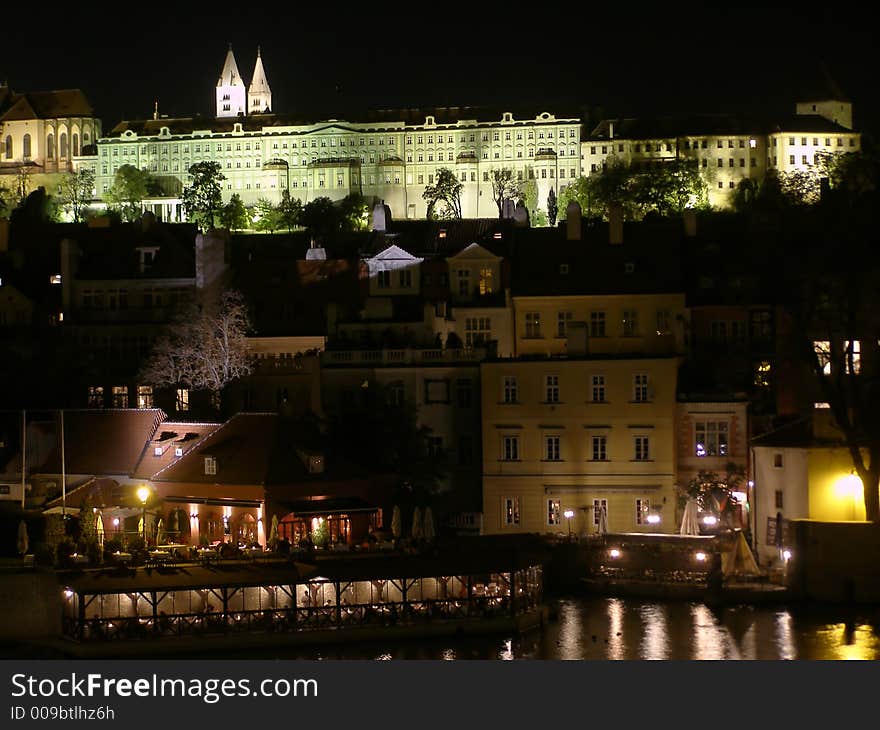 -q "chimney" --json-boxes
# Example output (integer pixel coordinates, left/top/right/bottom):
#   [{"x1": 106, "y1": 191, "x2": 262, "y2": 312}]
[
  {"x1": 608, "y1": 203, "x2": 623, "y2": 245},
  {"x1": 683, "y1": 208, "x2": 697, "y2": 237},
  {"x1": 609, "y1": 121, "x2": 614, "y2": 140},
  {"x1": 566, "y1": 200, "x2": 582, "y2": 241},
  {"x1": 153, "y1": 101, "x2": 158, "y2": 121}
]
